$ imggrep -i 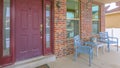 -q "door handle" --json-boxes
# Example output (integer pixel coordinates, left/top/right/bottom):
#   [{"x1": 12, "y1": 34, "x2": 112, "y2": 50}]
[
  {"x1": 40, "y1": 24, "x2": 42, "y2": 39},
  {"x1": 40, "y1": 24, "x2": 42, "y2": 34}
]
